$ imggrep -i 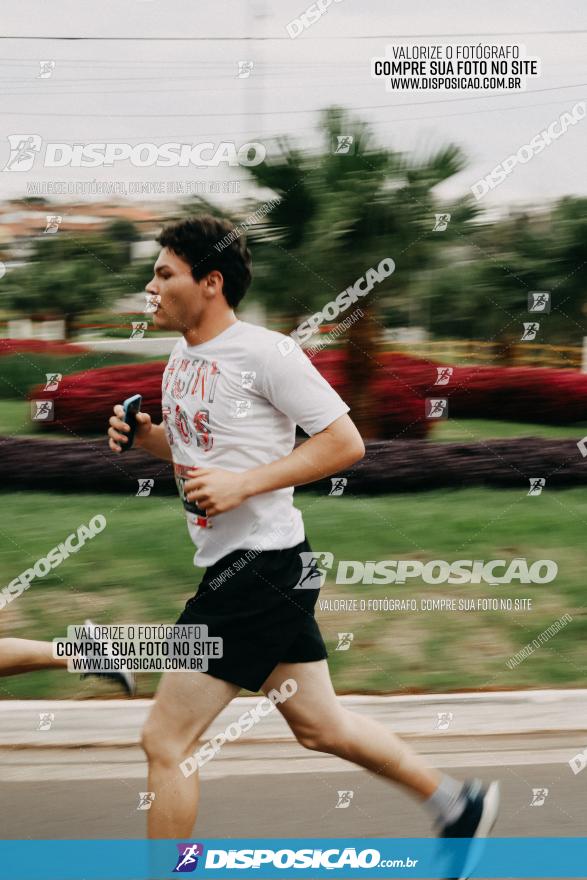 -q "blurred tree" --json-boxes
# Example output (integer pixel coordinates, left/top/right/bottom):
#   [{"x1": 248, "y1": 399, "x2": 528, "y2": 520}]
[
  {"x1": 4, "y1": 222, "x2": 139, "y2": 338},
  {"x1": 106, "y1": 218, "x2": 139, "y2": 267},
  {"x1": 545, "y1": 197, "x2": 587, "y2": 341},
  {"x1": 430, "y1": 198, "x2": 587, "y2": 355}
]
